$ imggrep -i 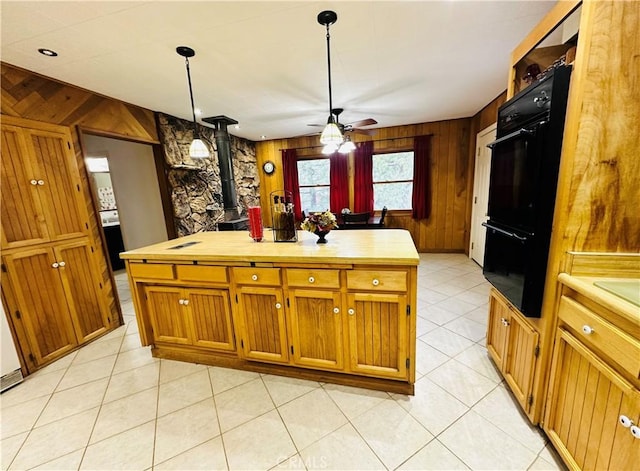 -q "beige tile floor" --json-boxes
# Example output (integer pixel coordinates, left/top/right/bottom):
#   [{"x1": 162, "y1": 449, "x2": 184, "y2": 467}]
[{"x1": 0, "y1": 253, "x2": 567, "y2": 470}]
